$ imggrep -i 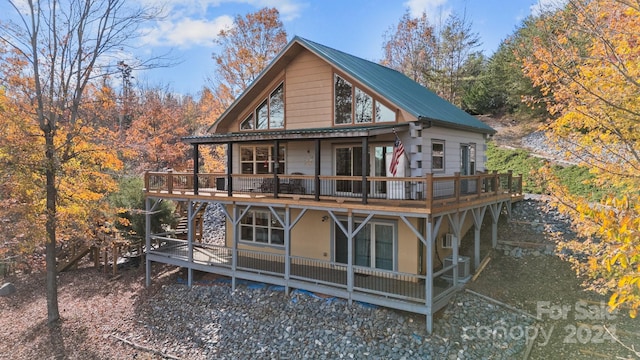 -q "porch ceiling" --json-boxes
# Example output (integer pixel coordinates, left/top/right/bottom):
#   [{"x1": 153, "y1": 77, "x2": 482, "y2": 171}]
[{"x1": 182, "y1": 123, "x2": 409, "y2": 145}]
